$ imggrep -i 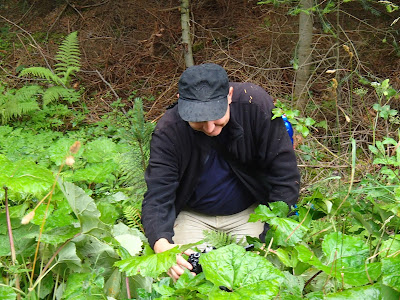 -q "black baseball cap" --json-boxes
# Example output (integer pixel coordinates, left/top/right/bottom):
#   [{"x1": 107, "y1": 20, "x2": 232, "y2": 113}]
[{"x1": 178, "y1": 63, "x2": 229, "y2": 122}]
